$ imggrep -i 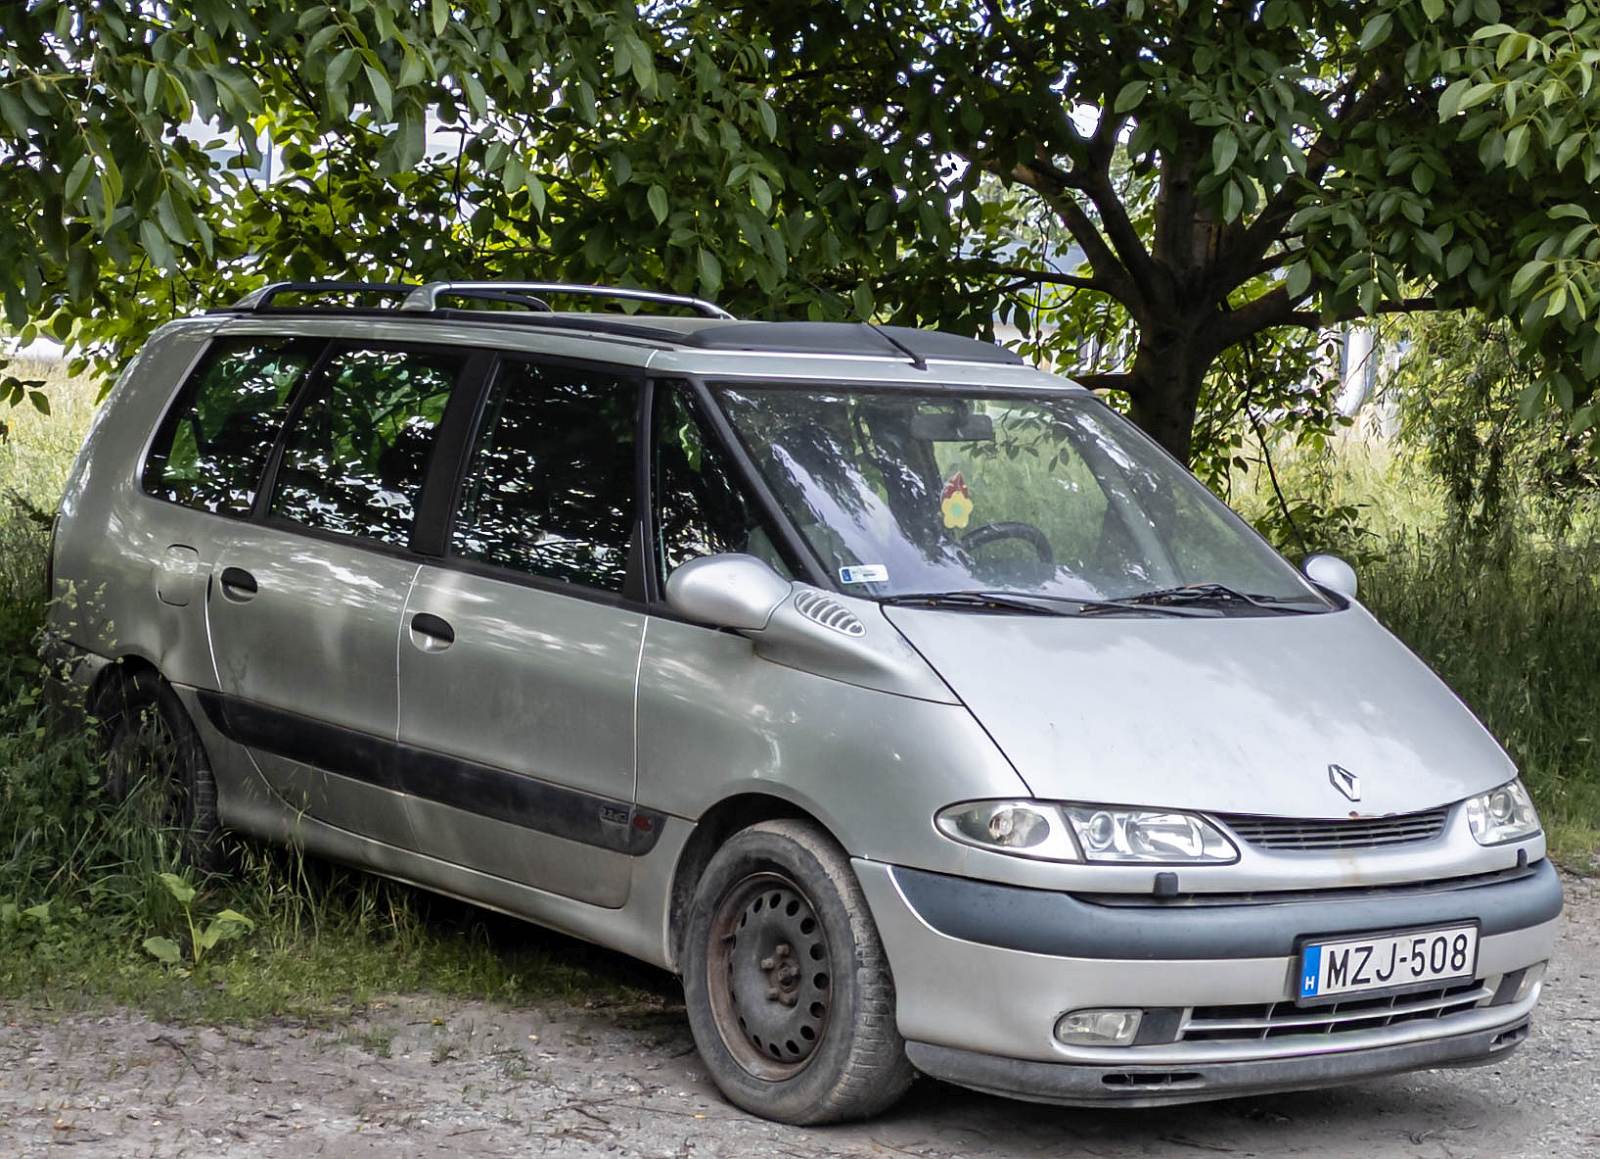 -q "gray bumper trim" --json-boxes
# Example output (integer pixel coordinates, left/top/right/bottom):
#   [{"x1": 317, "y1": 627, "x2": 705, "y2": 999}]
[
  {"x1": 905, "y1": 1018, "x2": 1531, "y2": 1108},
  {"x1": 891, "y1": 858, "x2": 1562, "y2": 960}
]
